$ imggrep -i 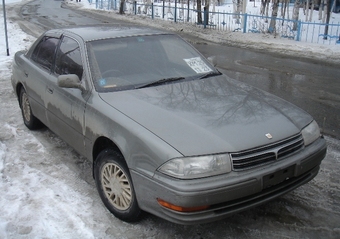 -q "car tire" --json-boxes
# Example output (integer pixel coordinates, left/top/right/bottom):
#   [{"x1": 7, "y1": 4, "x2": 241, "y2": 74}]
[
  {"x1": 20, "y1": 88, "x2": 41, "y2": 130},
  {"x1": 94, "y1": 149, "x2": 142, "y2": 222}
]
